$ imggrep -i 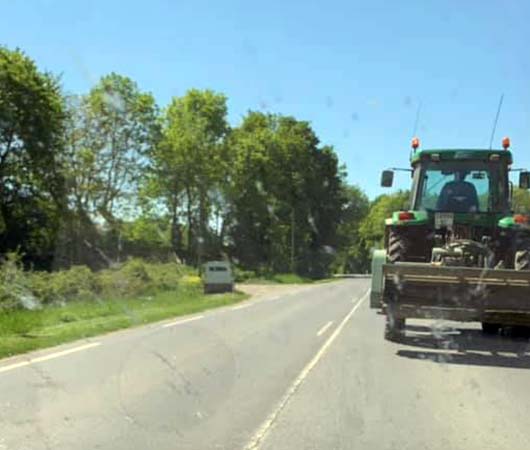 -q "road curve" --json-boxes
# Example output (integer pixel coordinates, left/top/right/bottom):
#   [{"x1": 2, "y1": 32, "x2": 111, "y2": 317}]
[{"x1": 2, "y1": 278, "x2": 530, "y2": 450}]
